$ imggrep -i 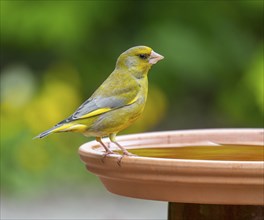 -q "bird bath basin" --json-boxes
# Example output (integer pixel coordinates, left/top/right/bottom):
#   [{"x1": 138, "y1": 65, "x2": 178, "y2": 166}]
[{"x1": 79, "y1": 129, "x2": 264, "y2": 219}]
